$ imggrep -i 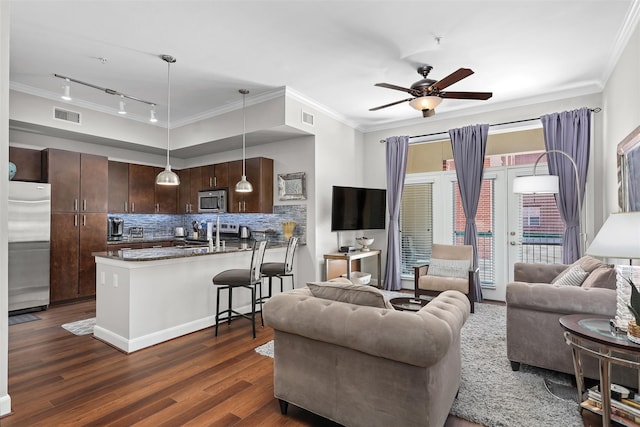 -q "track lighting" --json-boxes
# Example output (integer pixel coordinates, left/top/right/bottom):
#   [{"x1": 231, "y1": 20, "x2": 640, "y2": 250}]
[
  {"x1": 149, "y1": 104, "x2": 158, "y2": 123},
  {"x1": 61, "y1": 79, "x2": 72, "y2": 101},
  {"x1": 118, "y1": 96, "x2": 127, "y2": 115}
]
